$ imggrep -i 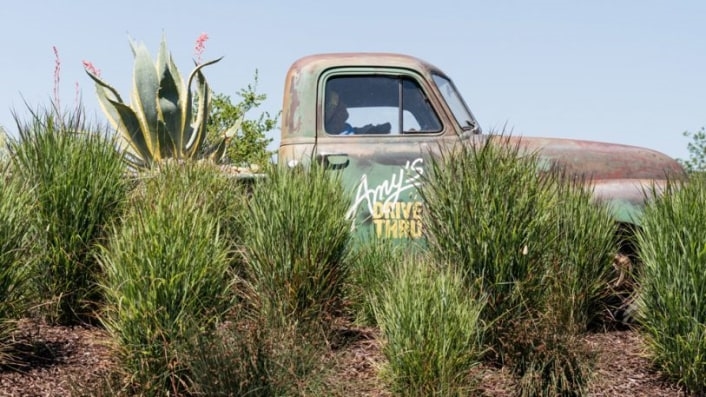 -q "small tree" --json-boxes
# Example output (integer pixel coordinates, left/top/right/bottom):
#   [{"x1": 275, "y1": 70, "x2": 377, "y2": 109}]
[
  {"x1": 680, "y1": 127, "x2": 706, "y2": 173},
  {"x1": 206, "y1": 73, "x2": 277, "y2": 167}
]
